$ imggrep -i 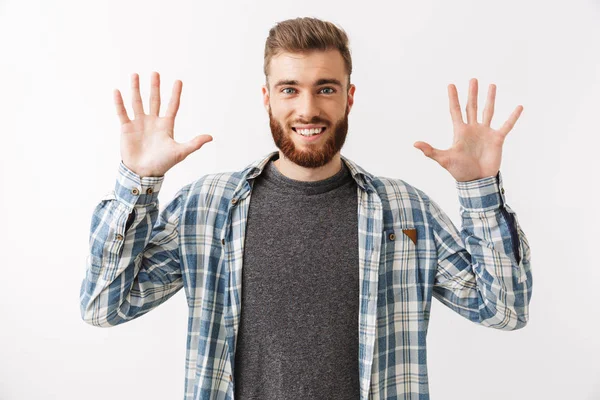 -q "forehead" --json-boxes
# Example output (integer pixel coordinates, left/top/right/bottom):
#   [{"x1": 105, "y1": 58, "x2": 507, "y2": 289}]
[{"x1": 268, "y1": 49, "x2": 346, "y2": 84}]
